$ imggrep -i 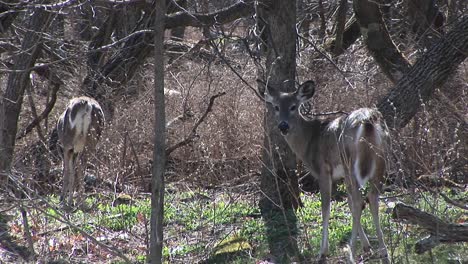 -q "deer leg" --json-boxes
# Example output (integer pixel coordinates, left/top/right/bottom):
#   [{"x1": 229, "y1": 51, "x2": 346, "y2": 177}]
[
  {"x1": 368, "y1": 181, "x2": 390, "y2": 264},
  {"x1": 66, "y1": 152, "x2": 78, "y2": 206},
  {"x1": 345, "y1": 174, "x2": 371, "y2": 254},
  {"x1": 318, "y1": 175, "x2": 332, "y2": 259},
  {"x1": 75, "y1": 151, "x2": 88, "y2": 205},
  {"x1": 60, "y1": 149, "x2": 72, "y2": 203}
]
